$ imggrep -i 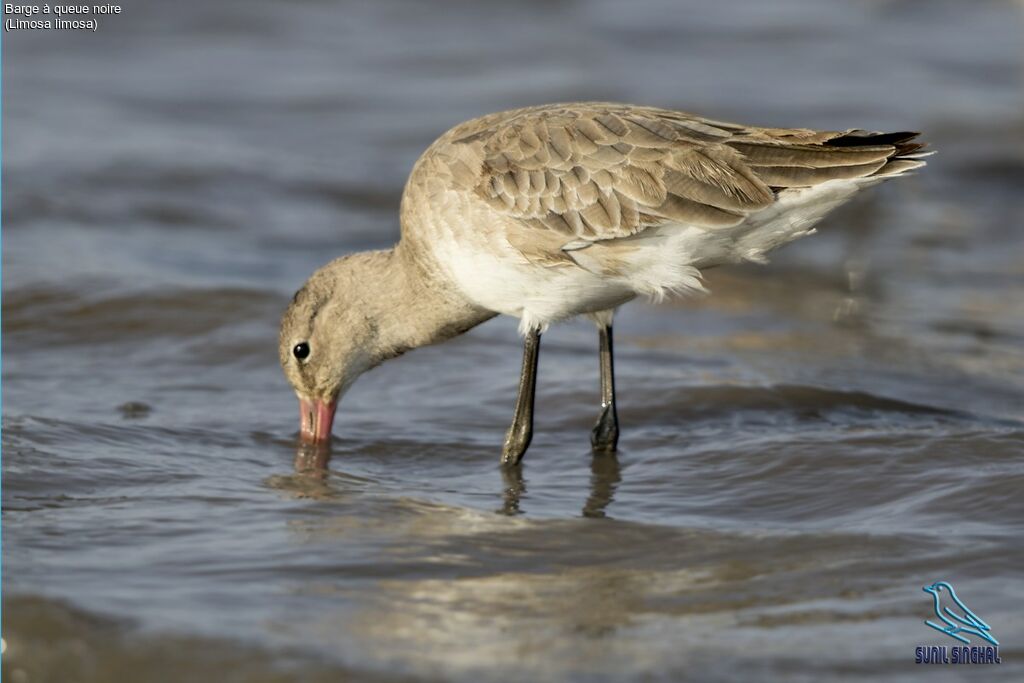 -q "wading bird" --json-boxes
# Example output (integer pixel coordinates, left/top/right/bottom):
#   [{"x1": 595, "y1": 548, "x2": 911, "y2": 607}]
[{"x1": 279, "y1": 102, "x2": 929, "y2": 464}]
